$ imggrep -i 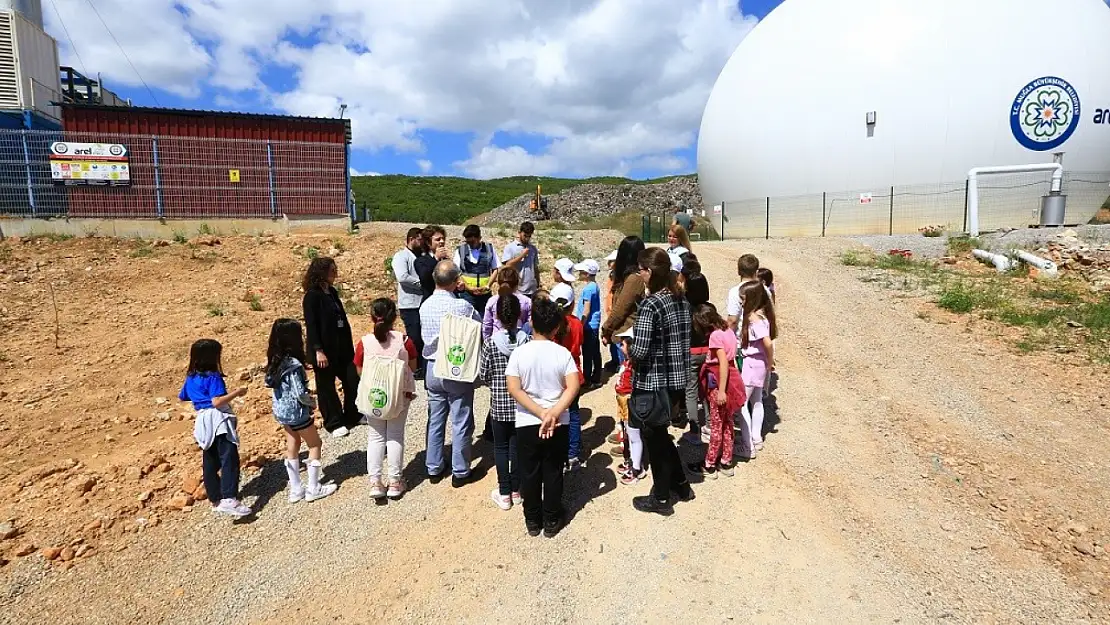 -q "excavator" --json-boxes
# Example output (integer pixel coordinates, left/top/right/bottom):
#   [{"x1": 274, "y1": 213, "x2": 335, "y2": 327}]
[{"x1": 528, "y1": 184, "x2": 550, "y2": 220}]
